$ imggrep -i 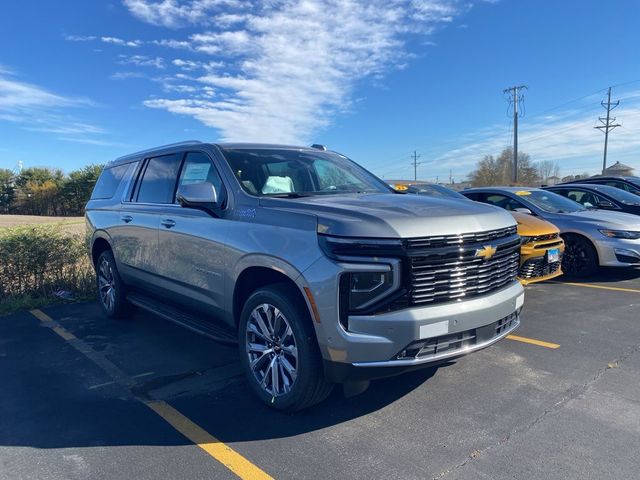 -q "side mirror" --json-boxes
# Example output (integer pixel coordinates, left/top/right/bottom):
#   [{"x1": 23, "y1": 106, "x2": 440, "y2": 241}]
[
  {"x1": 176, "y1": 182, "x2": 220, "y2": 215},
  {"x1": 514, "y1": 207, "x2": 533, "y2": 215}
]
